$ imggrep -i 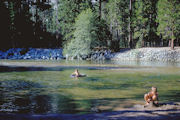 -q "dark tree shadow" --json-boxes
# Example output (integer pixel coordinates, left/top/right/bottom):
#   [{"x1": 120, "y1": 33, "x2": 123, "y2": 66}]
[
  {"x1": 0, "y1": 79, "x2": 78, "y2": 114},
  {"x1": 0, "y1": 65, "x2": 138, "y2": 73}
]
